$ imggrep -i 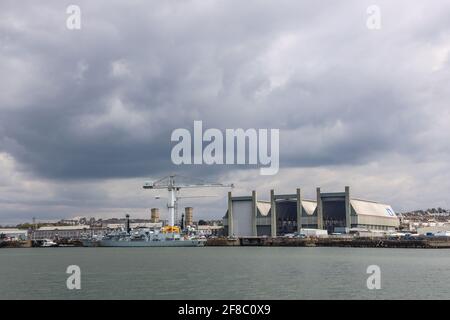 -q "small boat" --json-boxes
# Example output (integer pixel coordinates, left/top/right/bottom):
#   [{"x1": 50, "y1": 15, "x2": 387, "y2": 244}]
[{"x1": 41, "y1": 239, "x2": 58, "y2": 247}]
